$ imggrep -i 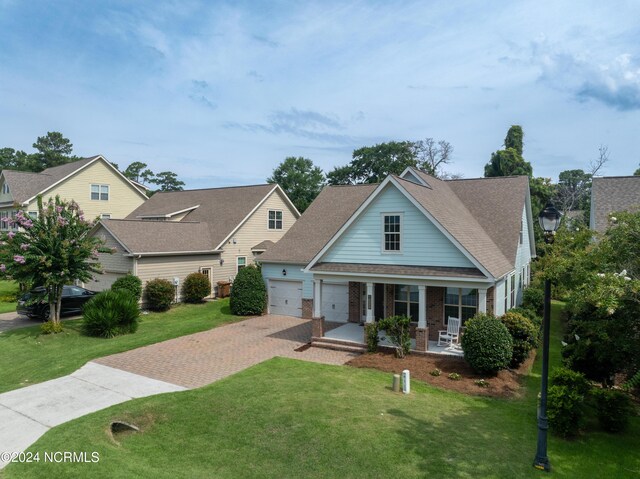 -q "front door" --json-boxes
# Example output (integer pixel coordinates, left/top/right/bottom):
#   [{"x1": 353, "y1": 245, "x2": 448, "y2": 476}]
[{"x1": 200, "y1": 267, "x2": 213, "y2": 298}]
